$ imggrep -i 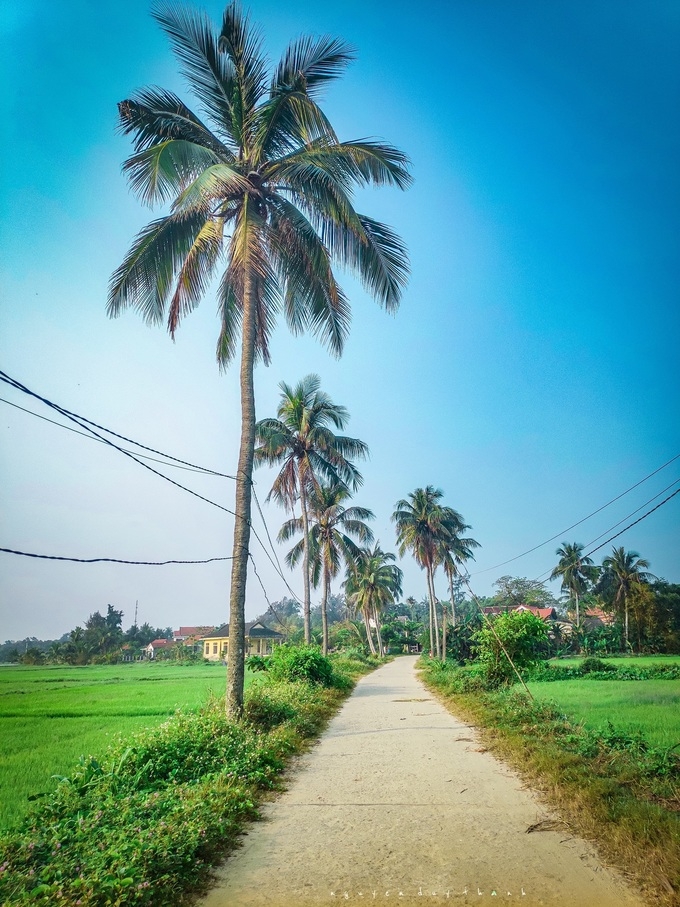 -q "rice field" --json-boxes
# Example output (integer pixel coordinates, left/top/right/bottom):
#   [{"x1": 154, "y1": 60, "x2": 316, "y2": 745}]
[
  {"x1": 528, "y1": 678, "x2": 680, "y2": 749},
  {"x1": 0, "y1": 662, "x2": 252, "y2": 829}
]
